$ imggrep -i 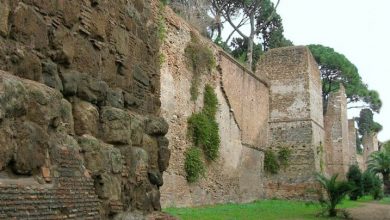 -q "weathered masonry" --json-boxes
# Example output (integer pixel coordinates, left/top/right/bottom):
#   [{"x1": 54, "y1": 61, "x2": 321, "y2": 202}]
[
  {"x1": 0, "y1": 0, "x2": 379, "y2": 216},
  {"x1": 0, "y1": 0, "x2": 171, "y2": 219},
  {"x1": 159, "y1": 7, "x2": 269, "y2": 207},
  {"x1": 159, "y1": 6, "x2": 372, "y2": 206},
  {"x1": 260, "y1": 47, "x2": 325, "y2": 199}
]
